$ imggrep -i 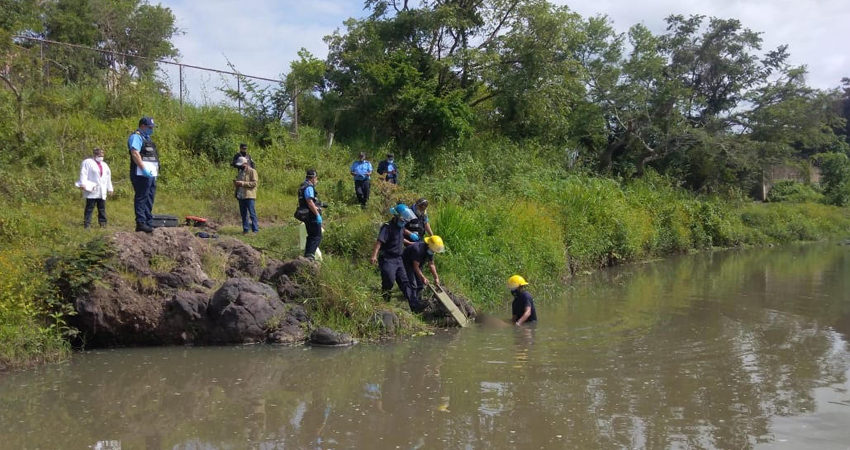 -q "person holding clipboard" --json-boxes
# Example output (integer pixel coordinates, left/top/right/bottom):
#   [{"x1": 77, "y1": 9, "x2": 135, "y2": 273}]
[{"x1": 128, "y1": 116, "x2": 159, "y2": 233}]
